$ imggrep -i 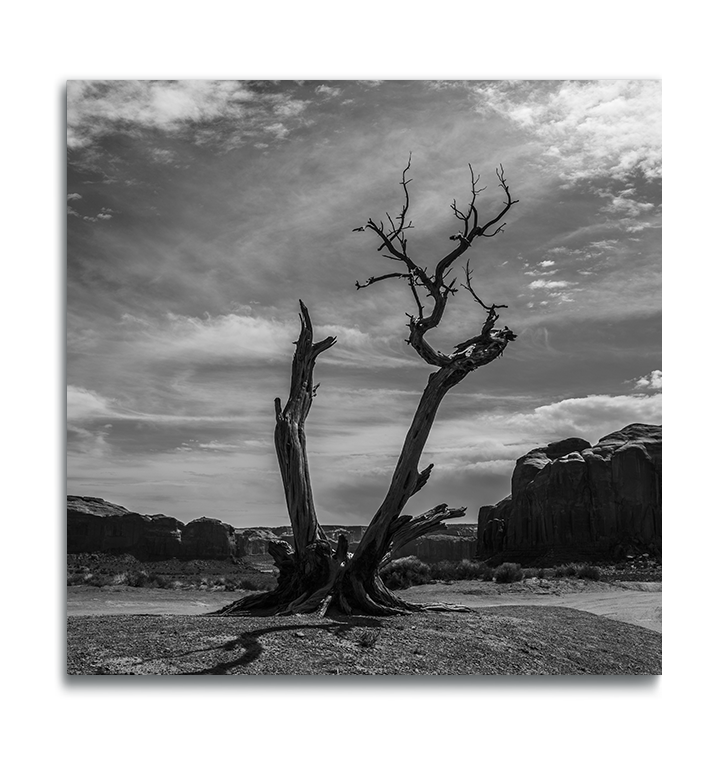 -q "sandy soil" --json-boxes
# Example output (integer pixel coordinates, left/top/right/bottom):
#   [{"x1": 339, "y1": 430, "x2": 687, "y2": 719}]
[
  {"x1": 67, "y1": 577, "x2": 661, "y2": 633},
  {"x1": 399, "y1": 578, "x2": 662, "y2": 633},
  {"x1": 66, "y1": 586, "x2": 245, "y2": 617}
]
